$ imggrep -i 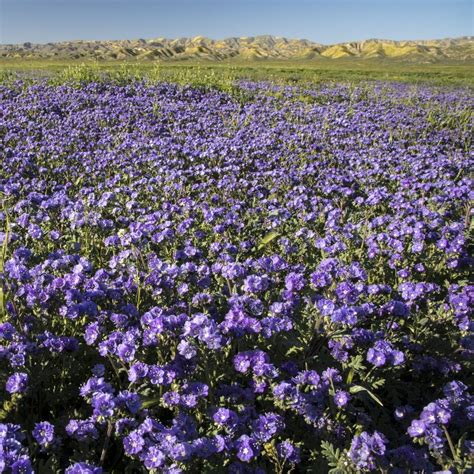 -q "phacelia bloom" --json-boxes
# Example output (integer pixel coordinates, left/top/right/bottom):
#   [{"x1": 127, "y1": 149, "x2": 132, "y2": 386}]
[
  {"x1": 277, "y1": 440, "x2": 301, "y2": 464},
  {"x1": 335, "y1": 282, "x2": 358, "y2": 303},
  {"x1": 408, "y1": 419, "x2": 426, "y2": 437},
  {"x1": 285, "y1": 272, "x2": 305, "y2": 292},
  {"x1": 394, "y1": 405, "x2": 414, "y2": 420},
  {"x1": 334, "y1": 390, "x2": 351, "y2": 408},
  {"x1": 317, "y1": 298, "x2": 335, "y2": 316},
  {"x1": 233, "y1": 353, "x2": 252, "y2": 373},
  {"x1": 331, "y1": 307, "x2": 358, "y2": 326},
  {"x1": 243, "y1": 274, "x2": 269, "y2": 293},
  {"x1": 32, "y1": 421, "x2": 55, "y2": 447},
  {"x1": 366, "y1": 349, "x2": 386, "y2": 367},
  {"x1": 116, "y1": 342, "x2": 136, "y2": 362},
  {"x1": 66, "y1": 419, "x2": 99, "y2": 442},
  {"x1": 123, "y1": 430, "x2": 145, "y2": 455},
  {"x1": 213, "y1": 408, "x2": 239, "y2": 427},
  {"x1": 235, "y1": 435, "x2": 256, "y2": 462},
  {"x1": 6, "y1": 372, "x2": 28, "y2": 394},
  {"x1": 177, "y1": 339, "x2": 197, "y2": 359},
  {"x1": 221, "y1": 263, "x2": 245, "y2": 280},
  {"x1": 348, "y1": 431, "x2": 387, "y2": 471},
  {"x1": 443, "y1": 380, "x2": 467, "y2": 400},
  {"x1": 169, "y1": 441, "x2": 193, "y2": 461},
  {"x1": 116, "y1": 390, "x2": 141, "y2": 414},
  {"x1": 128, "y1": 362, "x2": 149, "y2": 383},
  {"x1": 65, "y1": 462, "x2": 103, "y2": 474},
  {"x1": 91, "y1": 392, "x2": 116, "y2": 418},
  {"x1": 252, "y1": 412, "x2": 284, "y2": 442},
  {"x1": 144, "y1": 446, "x2": 166, "y2": 469},
  {"x1": 310, "y1": 271, "x2": 332, "y2": 288},
  {"x1": 84, "y1": 323, "x2": 100, "y2": 345},
  {"x1": 10, "y1": 456, "x2": 34, "y2": 474}
]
